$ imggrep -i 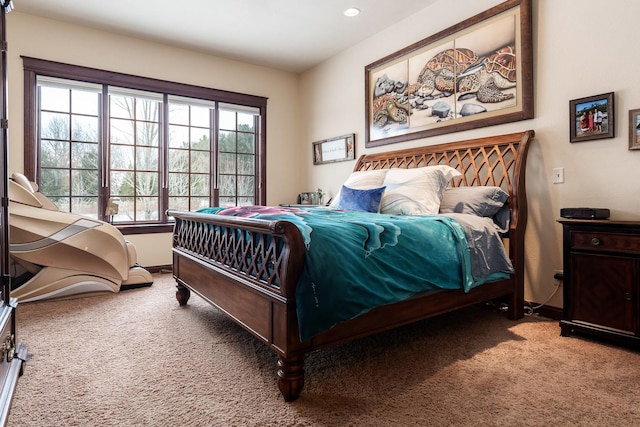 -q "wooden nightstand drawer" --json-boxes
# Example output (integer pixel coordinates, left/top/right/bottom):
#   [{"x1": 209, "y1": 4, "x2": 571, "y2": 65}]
[{"x1": 570, "y1": 230, "x2": 640, "y2": 253}]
